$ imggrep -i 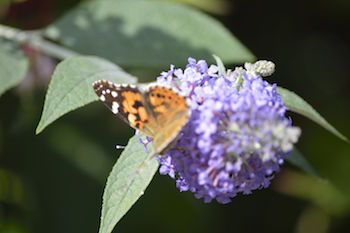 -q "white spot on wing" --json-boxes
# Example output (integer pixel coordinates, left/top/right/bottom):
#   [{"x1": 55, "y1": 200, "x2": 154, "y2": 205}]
[
  {"x1": 112, "y1": 102, "x2": 119, "y2": 114},
  {"x1": 111, "y1": 91, "x2": 118, "y2": 97},
  {"x1": 106, "y1": 89, "x2": 111, "y2": 94},
  {"x1": 99, "y1": 95, "x2": 106, "y2": 102}
]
